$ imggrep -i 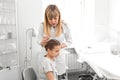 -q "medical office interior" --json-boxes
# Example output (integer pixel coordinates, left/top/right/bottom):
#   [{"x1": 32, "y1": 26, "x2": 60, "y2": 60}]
[{"x1": 0, "y1": 0, "x2": 120, "y2": 80}]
